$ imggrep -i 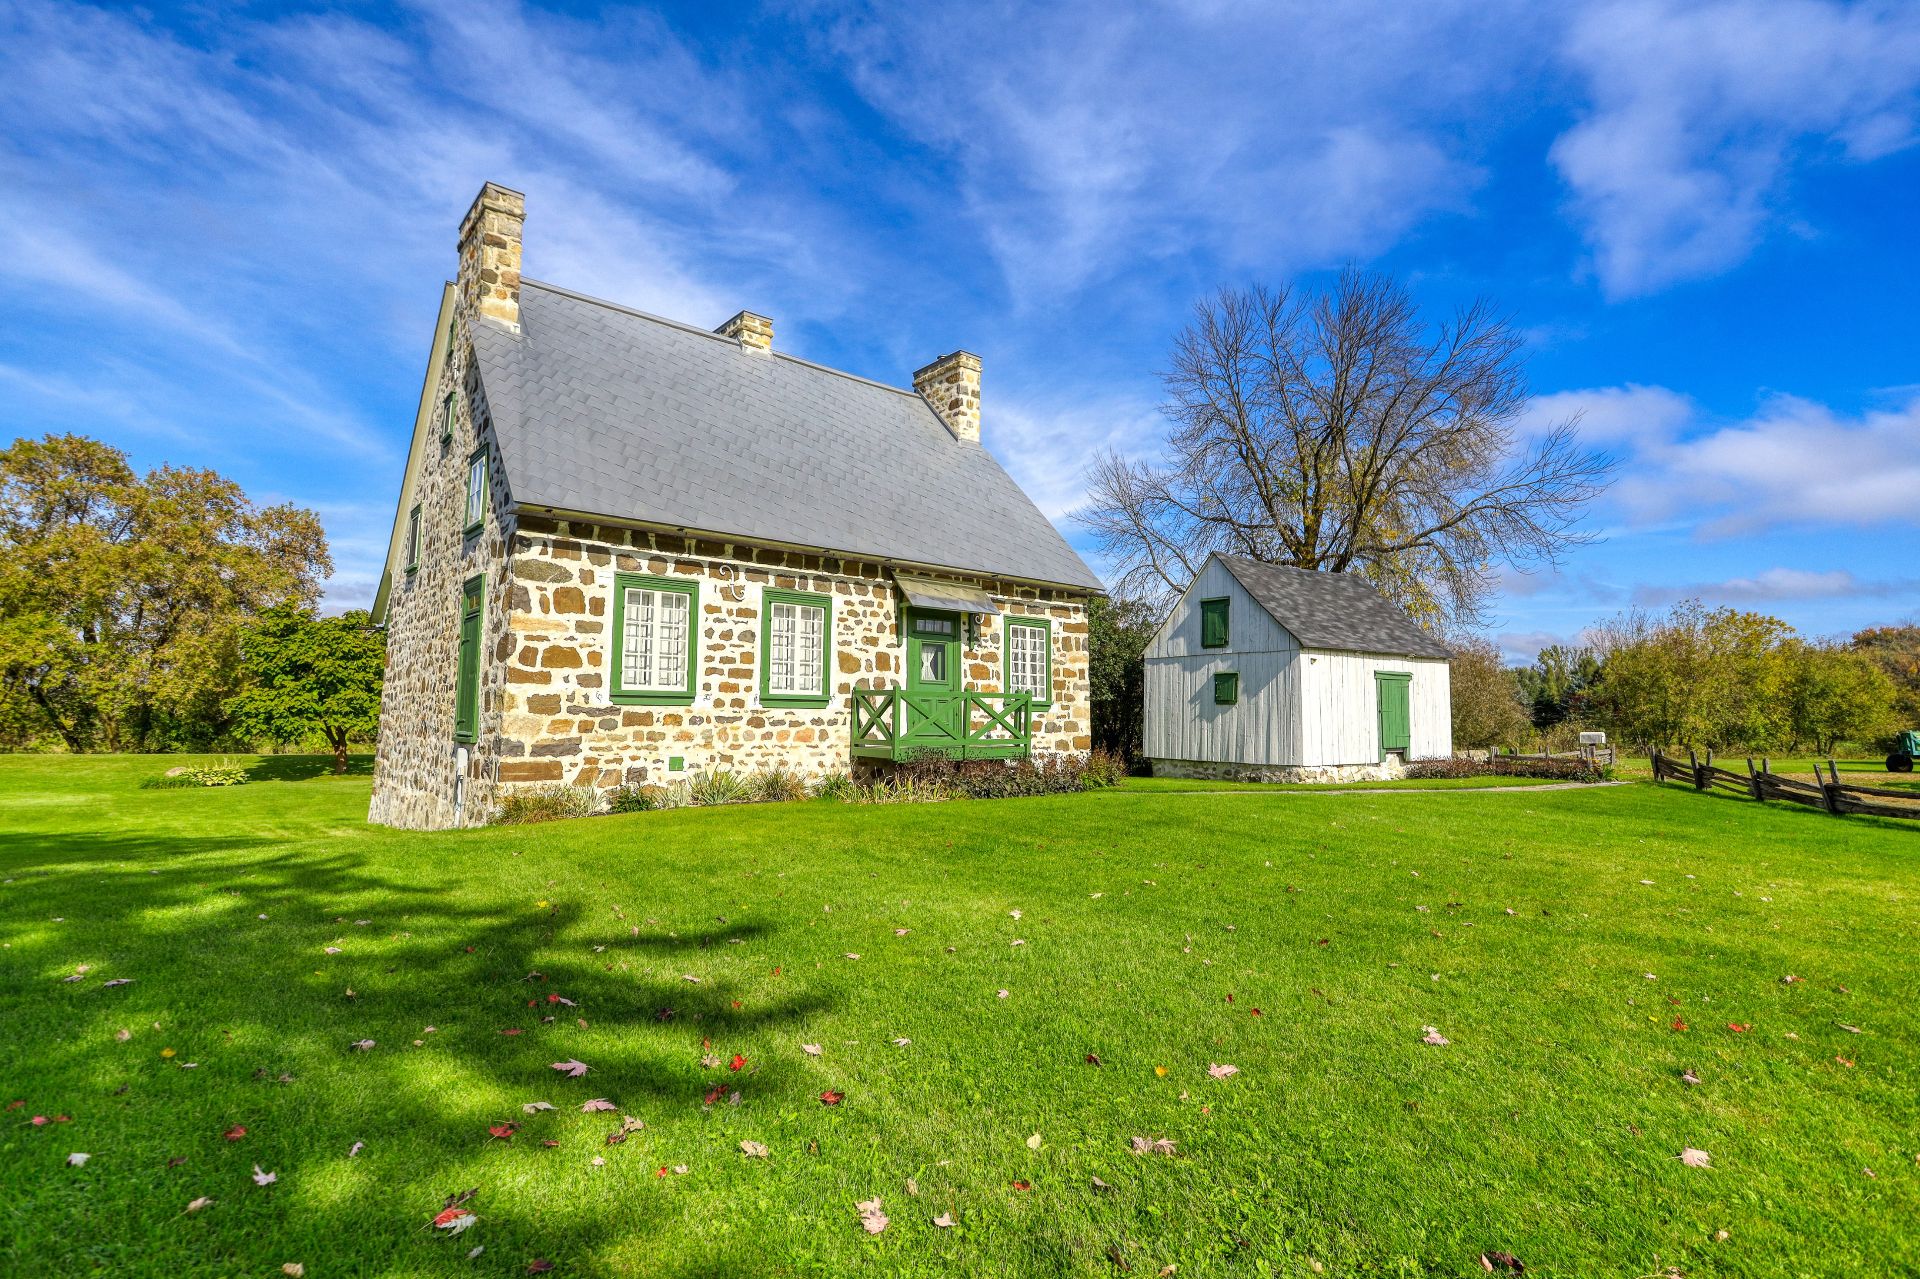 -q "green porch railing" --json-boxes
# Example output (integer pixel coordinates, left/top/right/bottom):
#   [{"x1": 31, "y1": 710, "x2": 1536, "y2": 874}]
[{"x1": 850, "y1": 688, "x2": 1032, "y2": 761}]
